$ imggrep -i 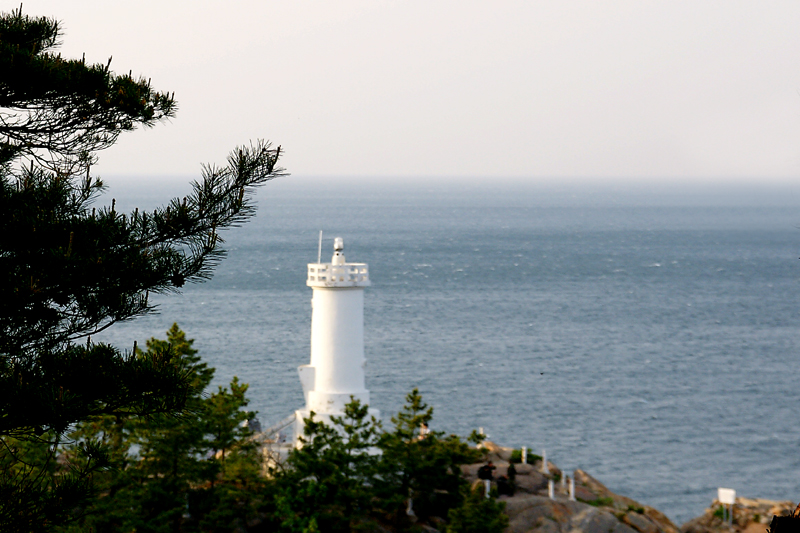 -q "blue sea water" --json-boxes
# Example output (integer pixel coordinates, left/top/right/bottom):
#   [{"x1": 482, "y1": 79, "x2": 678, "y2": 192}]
[{"x1": 96, "y1": 177, "x2": 800, "y2": 525}]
